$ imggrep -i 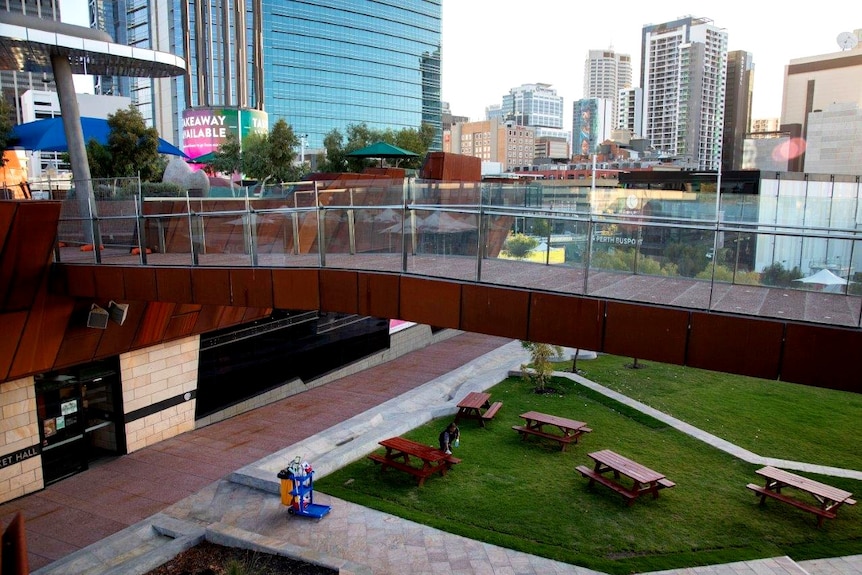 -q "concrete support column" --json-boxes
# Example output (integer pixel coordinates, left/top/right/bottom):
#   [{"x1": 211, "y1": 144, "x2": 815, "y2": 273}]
[{"x1": 50, "y1": 53, "x2": 96, "y2": 242}]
